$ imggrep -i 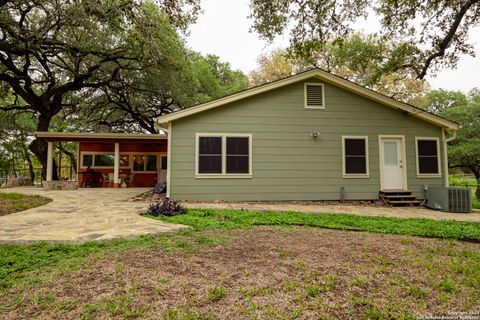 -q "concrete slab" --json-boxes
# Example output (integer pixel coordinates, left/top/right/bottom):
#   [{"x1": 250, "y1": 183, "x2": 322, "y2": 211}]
[{"x1": 0, "y1": 187, "x2": 189, "y2": 243}]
